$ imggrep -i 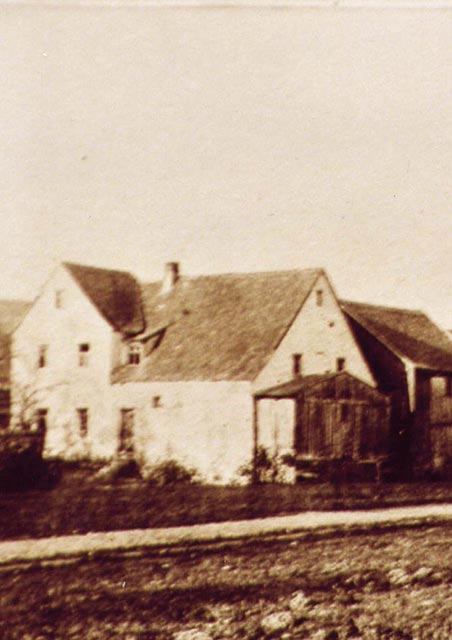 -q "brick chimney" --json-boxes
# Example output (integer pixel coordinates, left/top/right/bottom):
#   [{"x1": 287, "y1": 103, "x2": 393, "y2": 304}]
[{"x1": 161, "y1": 262, "x2": 180, "y2": 294}]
